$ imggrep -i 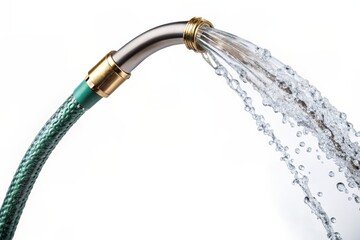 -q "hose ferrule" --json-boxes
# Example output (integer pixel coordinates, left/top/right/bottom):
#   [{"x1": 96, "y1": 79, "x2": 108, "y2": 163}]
[{"x1": 86, "y1": 51, "x2": 131, "y2": 97}]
